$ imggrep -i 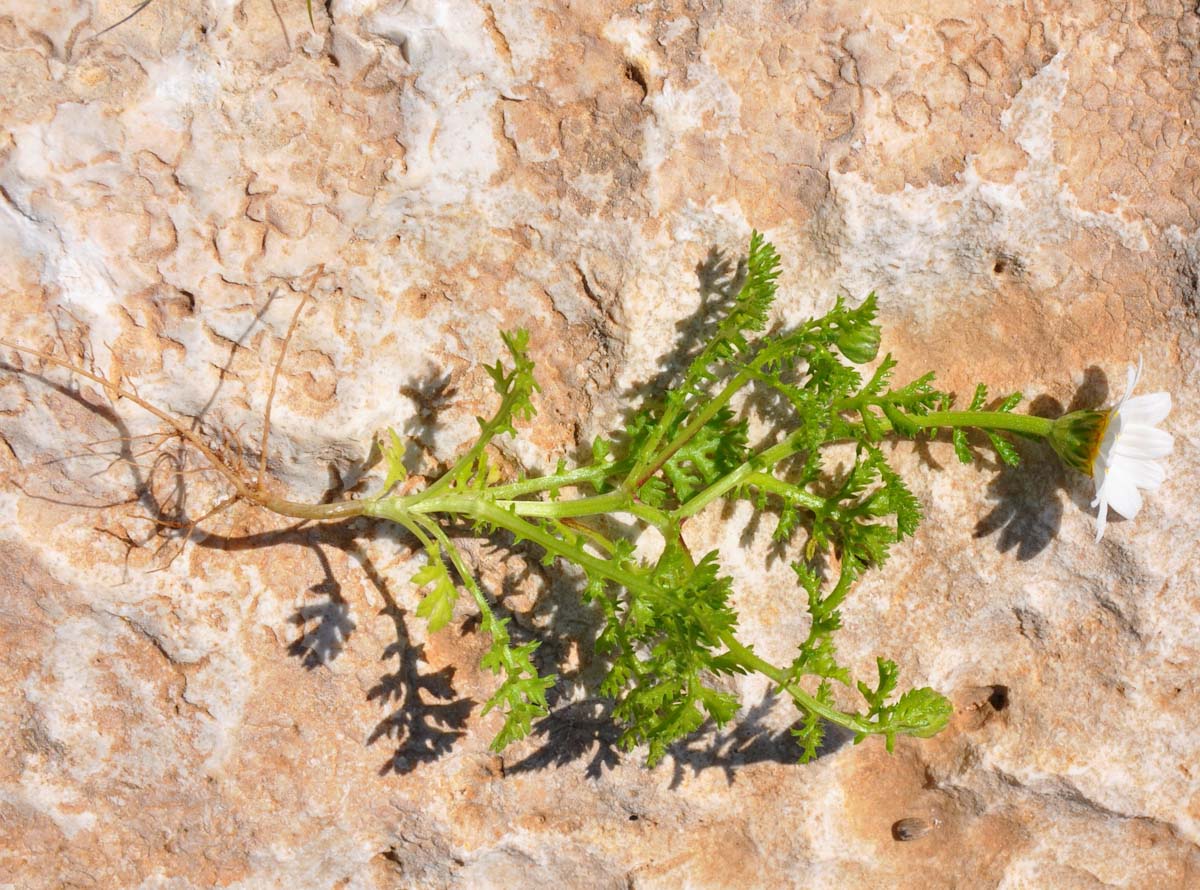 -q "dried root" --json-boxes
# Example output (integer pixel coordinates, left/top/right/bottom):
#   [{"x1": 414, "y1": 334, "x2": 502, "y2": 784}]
[{"x1": 0, "y1": 294, "x2": 363, "y2": 569}]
